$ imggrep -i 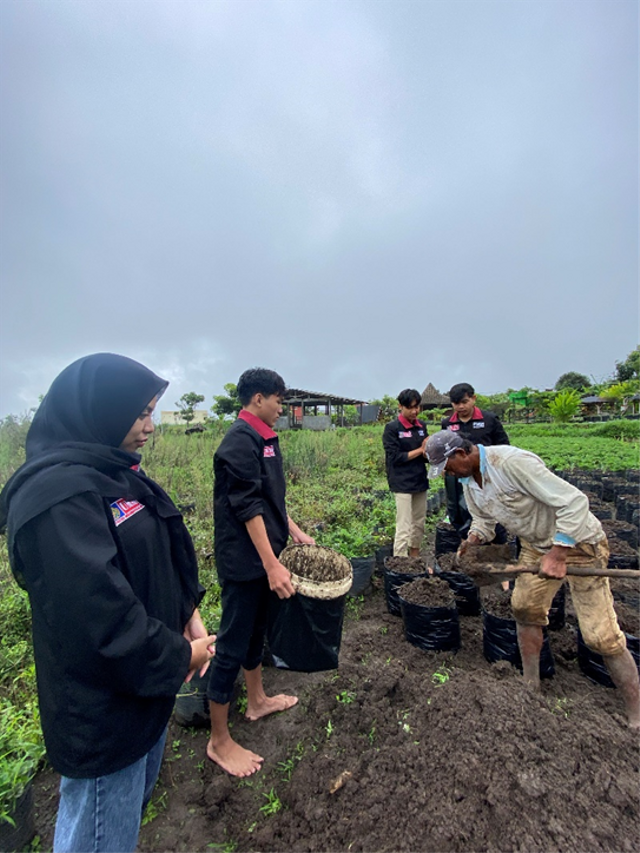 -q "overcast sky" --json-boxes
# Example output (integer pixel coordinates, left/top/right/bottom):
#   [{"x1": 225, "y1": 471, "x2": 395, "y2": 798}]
[{"x1": 0, "y1": 0, "x2": 637, "y2": 417}]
